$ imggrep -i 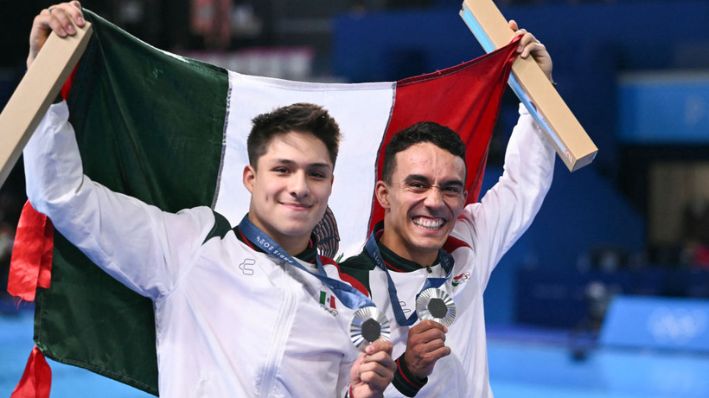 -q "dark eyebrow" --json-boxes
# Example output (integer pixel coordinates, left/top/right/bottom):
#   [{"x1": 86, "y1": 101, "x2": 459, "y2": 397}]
[
  {"x1": 440, "y1": 180, "x2": 465, "y2": 188},
  {"x1": 273, "y1": 159, "x2": 296, "y2": 166},
  {"x1": 273, "y1": 159, "x2": 332, "y2": 171},
  {"x1": 403, "y1": 174, "x2": 463, "y2": 187},
  {"x1": 403, "y1": 174, "x2": 431, "y2": 184},
  {"x1": 307, "y1": 163, "x2": 333, "y2": 172}
]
